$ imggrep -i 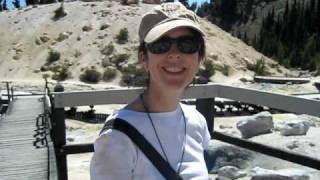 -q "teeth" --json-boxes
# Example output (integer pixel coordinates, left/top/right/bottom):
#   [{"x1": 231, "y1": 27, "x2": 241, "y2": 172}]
[{"x1": 164, "y1": 67, "x2": 183, "y2": 73}]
